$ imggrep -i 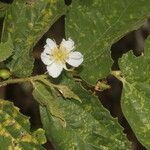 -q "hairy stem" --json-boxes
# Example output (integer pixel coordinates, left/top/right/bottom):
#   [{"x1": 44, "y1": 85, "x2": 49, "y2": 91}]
[{"x1": 0, "y1": 74, "x2": 48, "y2": 87}]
